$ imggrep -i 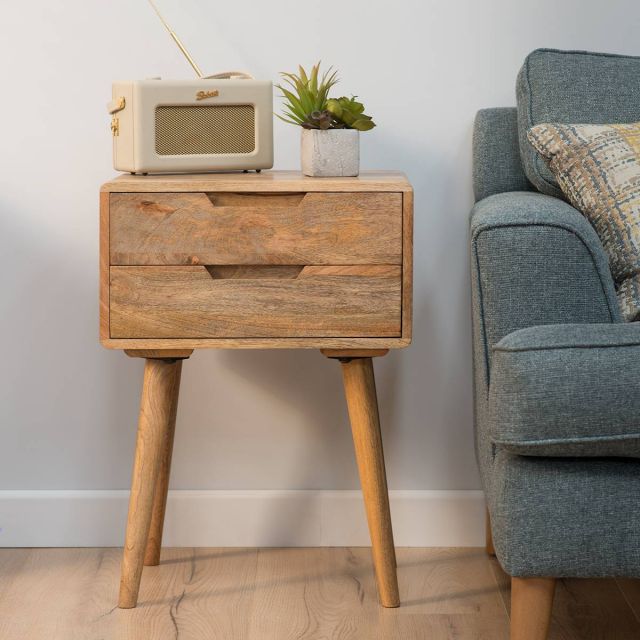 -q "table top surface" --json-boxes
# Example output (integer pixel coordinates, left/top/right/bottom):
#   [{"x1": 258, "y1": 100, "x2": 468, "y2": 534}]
[{"x1": 101, "y1": 170, "x2": 412, "y2": 193}]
